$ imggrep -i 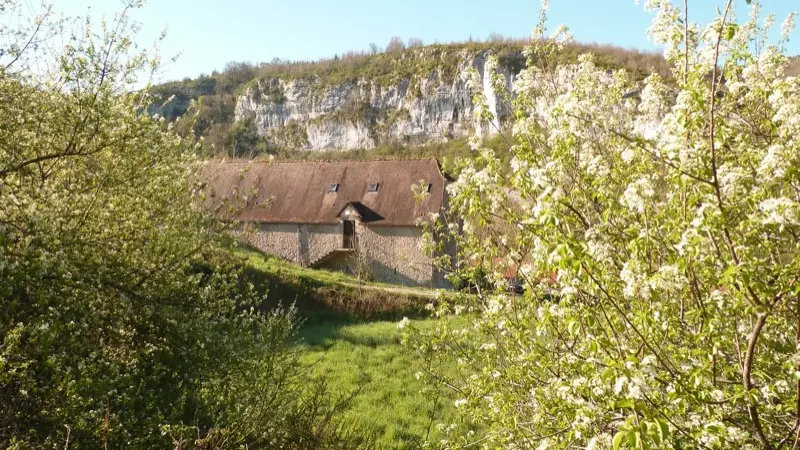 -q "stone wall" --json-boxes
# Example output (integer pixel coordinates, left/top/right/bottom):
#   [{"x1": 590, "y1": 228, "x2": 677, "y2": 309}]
[
  {"x1": 238, "y1": 221, "x2": 446, "y2": 287},
  {"x1": 238, "y1": 222, "x2": 299, "y2": 261},
  {"x1": 304, "y1": 223, "x2": 343, "y2": 265},
  {"x1": 358, "y1": 224, "x2": 433, "y2": 286}
]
